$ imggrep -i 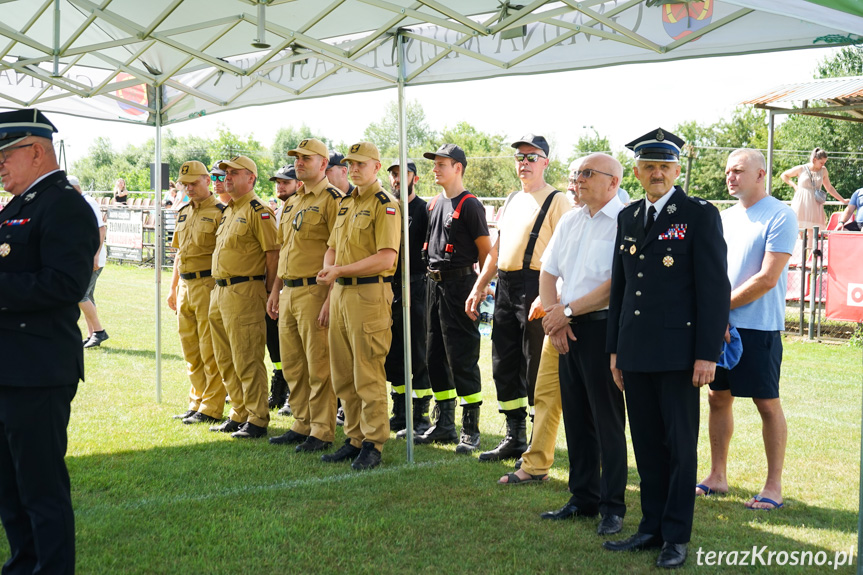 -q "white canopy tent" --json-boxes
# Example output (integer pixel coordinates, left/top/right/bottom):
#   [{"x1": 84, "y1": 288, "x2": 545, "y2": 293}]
[{"x1": 1, "y1": 1, "x2": 862, "y2": 541}]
